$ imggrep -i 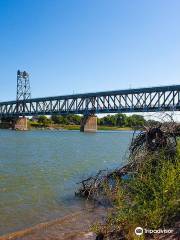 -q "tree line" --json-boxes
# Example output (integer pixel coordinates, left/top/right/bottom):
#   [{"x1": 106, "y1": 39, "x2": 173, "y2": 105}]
[{"x1": 30, "y1": 113, "x2": 146, "y2": 128}]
